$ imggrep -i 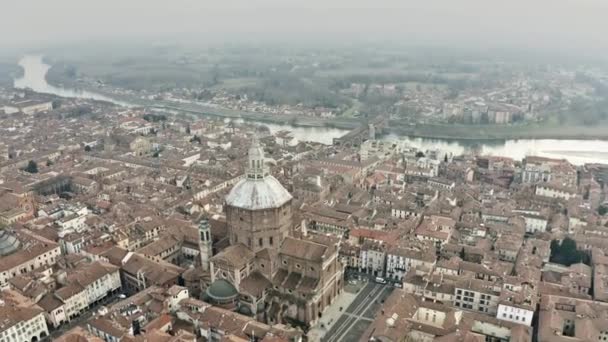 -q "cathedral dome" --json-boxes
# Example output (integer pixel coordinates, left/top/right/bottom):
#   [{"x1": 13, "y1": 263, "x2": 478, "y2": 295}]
[
  {"x1": 0, "y1": 229, "x2": 21, "y2": 257},
  {"x1": 206, "y1": 279, "x2": 238, "y2": 302},
  {"x1": 225, "y1": 137, "x2": 292, "y2": 210},
  {"x1": 225, "y1": 176, "x2": 292, "y2": 210}
]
